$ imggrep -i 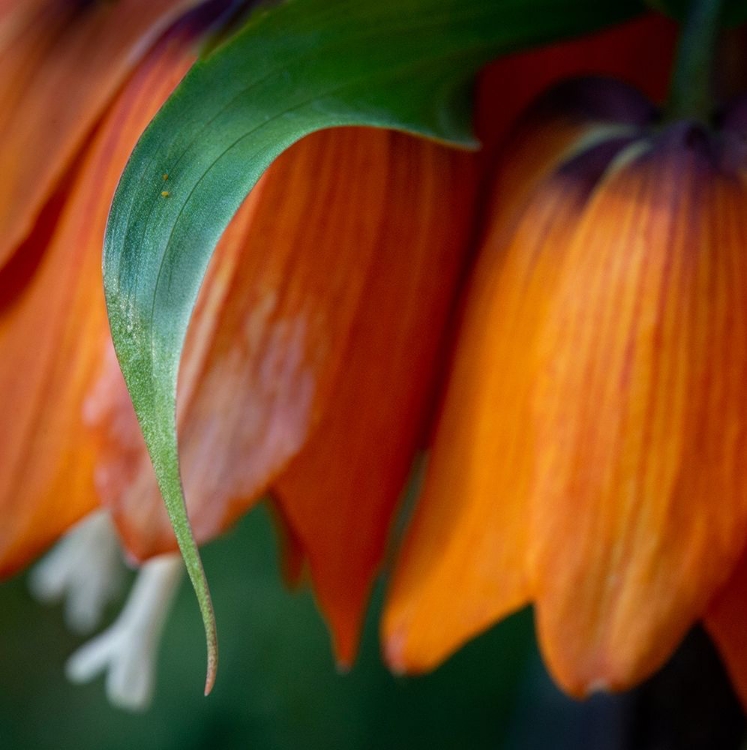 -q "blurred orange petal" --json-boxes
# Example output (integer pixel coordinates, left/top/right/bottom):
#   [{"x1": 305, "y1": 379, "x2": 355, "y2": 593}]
[
  {"x1": 0, "y1": 0, "x2": 202, "y2": 269},
  {"x1": 272, "y1": 136, "x2": 479, "y2": 667},
  {"x1": 0, "y1": 16, "x2": 200, "y2": 575},
  {"x1": 530, "y1": 125, "x2": 747, "y2": 696},
  {"x1": 382, "y1": 79, "x2": 650, "y2": 673},
  {"x1": 95, "y1": 128, "x2": 462, "y2": 563}
]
